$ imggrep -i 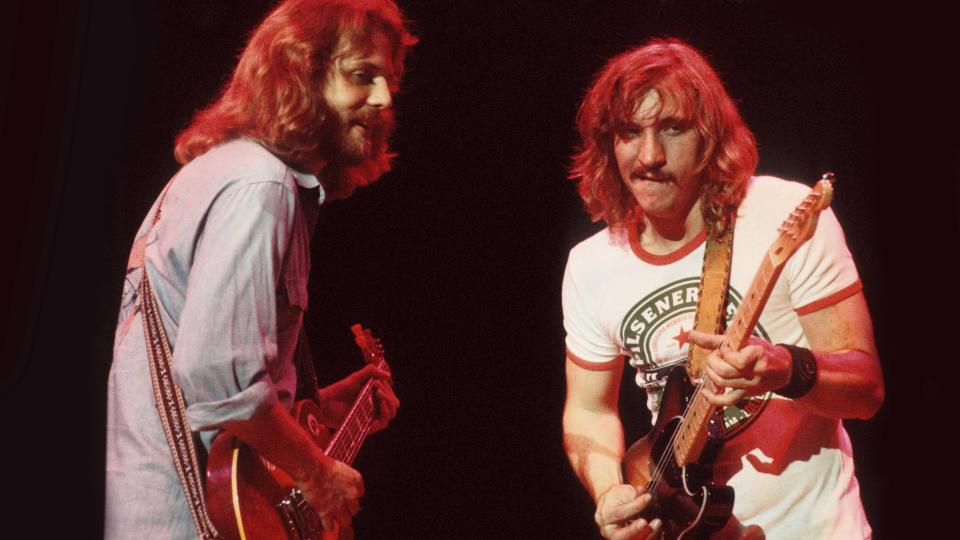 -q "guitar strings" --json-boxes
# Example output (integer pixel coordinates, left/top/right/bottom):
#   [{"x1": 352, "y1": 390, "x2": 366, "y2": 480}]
[
  {"x1": 648, "y1": 255, "x2": 765, "y2": 489},
  {"x1": 647, "y1": 361, "x2": 714, "y2": 492},
  {"x1": 326, "y1": 358, "x2": 385, "y2": 464},
  {"x1": 327, "y1": 383, "x2": 376, "y2": 462},
  {"x1": 344, "y1": 401, "x2": 375, "y2": 463},
  {"x1": 340, "y1": 398, "x2": 375, "y2": 463},
  {"x1": 648, "y1": 257, "x2": 774, "y2": 490}
]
